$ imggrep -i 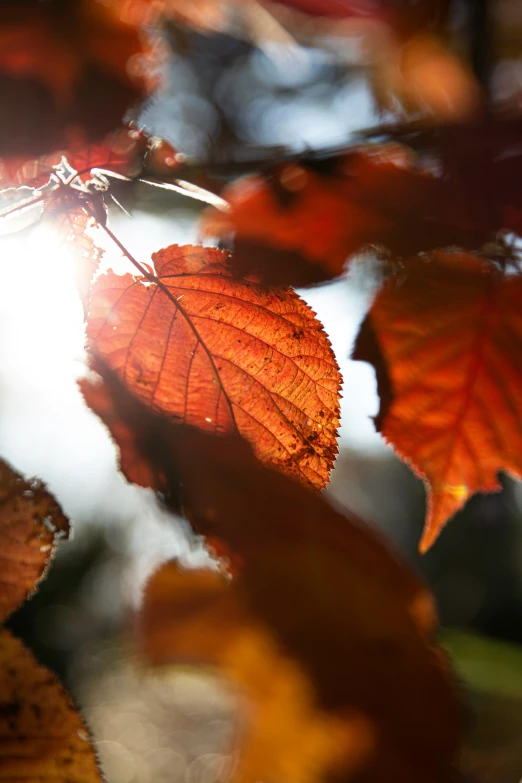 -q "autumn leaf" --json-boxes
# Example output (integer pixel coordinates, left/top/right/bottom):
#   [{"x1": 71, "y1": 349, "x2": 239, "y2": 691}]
[
  {"x1": 0, "y1": 0, "x2": 149, "y2": 157},
  {"x1": 140, "y1": 564, "x2": 378, "y2": 783},
  {"x1": 81, "y1": 360, "x2": 460, "y2": 782},
  {"x1": 0, "y1": 463, "x2": 98, "y2": 779},
  {"x1": 0, "y1": 629, "x2": 102, "y2": 782},
  {"x1": 0, "y1": 458, "x2": 69, "y2": 623},
  {"x1": 200, "y1": 147, "x2": 488, "y2": 288},
  {"x1": 373, "y1": 115, "x2": 522, "y2": 241},
  {"x1": 353, "y1": 251, "x2": 522, "y2": 551},
  {"x1": 86, "y1": 244, "x2": 341, "y2": 489}
]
